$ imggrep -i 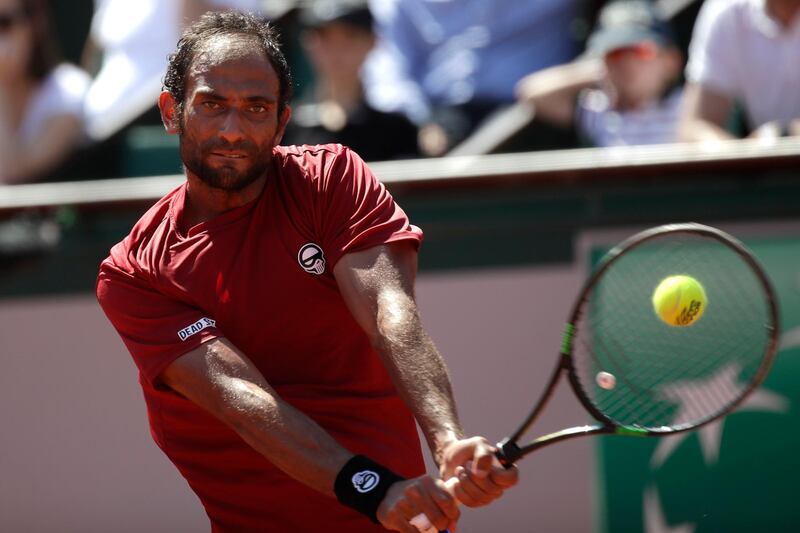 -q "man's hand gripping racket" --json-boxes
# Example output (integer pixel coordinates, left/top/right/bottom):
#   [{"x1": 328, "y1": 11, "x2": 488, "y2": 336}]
[{"x1": 411, "y1": 223, "x2": 780, "y2": 532}]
